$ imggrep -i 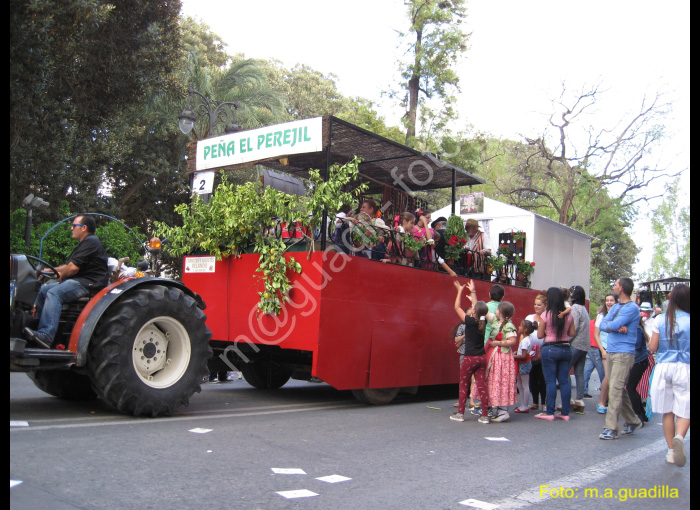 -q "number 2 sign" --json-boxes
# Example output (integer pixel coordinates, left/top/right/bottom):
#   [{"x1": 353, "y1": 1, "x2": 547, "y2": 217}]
[{"x1": 192, "y1": 171, "x2": 215, "y2": 195}]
